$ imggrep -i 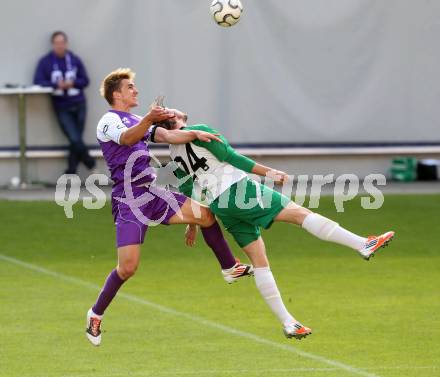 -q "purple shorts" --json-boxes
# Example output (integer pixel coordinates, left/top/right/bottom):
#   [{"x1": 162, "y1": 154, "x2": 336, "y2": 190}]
[{"x1": 112, "y1": 185, "x2": 187, "y2": 248}]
